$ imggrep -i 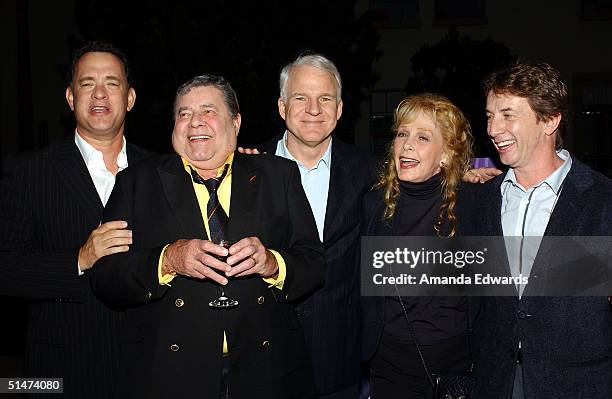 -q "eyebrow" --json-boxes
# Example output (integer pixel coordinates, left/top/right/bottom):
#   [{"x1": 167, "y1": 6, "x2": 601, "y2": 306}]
[
  {"x1": 397, "y1": 127, "x2": 433, "y2": 134},
  {"x1": 77, "y1": 76, "x2": 94, "y2": 84},
  {"x1": 291, "y1": 92, "x2": 336, "y2": 98},
  {"x1": 486, "y1": 107, "x2": 516, "y2": 114},
  {"x1": 77, "y1": 75, "x2": 122, "y2": 84},
  {"x1": 176, "y1": 104, "x2": 217, "y2": 114}
]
